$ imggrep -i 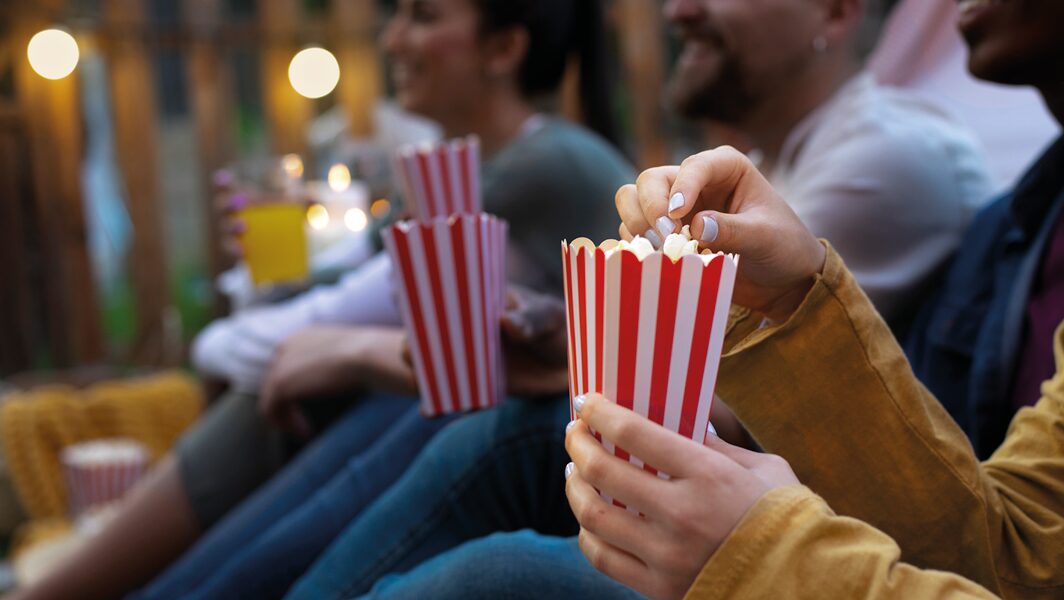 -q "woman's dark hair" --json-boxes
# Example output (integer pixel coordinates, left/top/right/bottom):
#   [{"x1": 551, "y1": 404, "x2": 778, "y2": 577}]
[{"x1": 475, "y1": 0, "x2": 621, "y2": 147}]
